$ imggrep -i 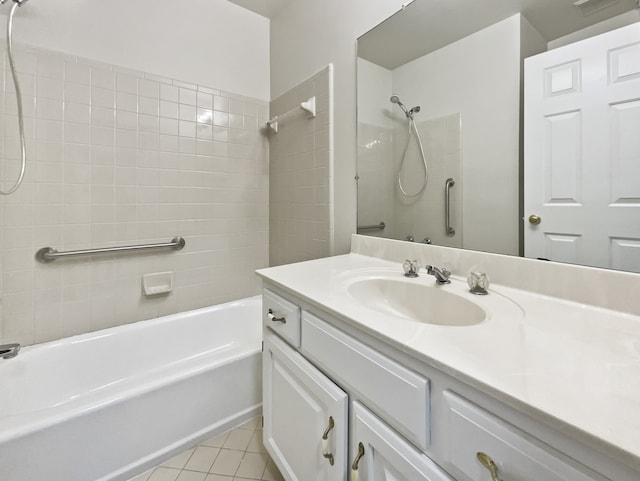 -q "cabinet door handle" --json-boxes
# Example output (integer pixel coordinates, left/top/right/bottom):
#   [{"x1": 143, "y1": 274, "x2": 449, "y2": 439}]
[
  {"x1": 321, "y1": 416, "x2": 335, "y2": 466},
  {"x1": 350, "y1": 442, "x2": 365, "y2": 481},
  {"x1": 477, "y1": 452, "x2": 503, "y2": 481},
  {"x1": 267, "y1": 309, "x2": 286, "y2": 324}
]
